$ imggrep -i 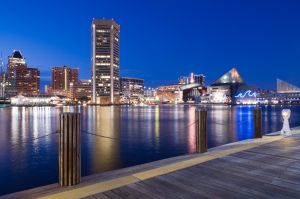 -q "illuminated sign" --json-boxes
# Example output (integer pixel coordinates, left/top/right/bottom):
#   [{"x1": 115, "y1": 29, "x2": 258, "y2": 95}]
[{"x1": 235, "y1": 90, "x2": 257, "y2": 98}]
